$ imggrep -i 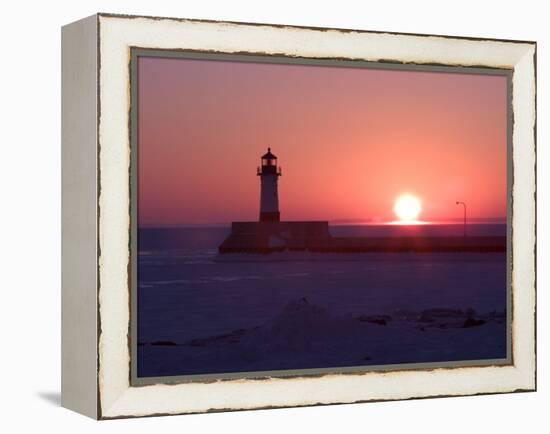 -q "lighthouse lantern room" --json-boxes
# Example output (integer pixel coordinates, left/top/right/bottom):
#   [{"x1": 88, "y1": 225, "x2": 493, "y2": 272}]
[{"x1": 257, "y1": 148, "x2": 282, "y2": 222}]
